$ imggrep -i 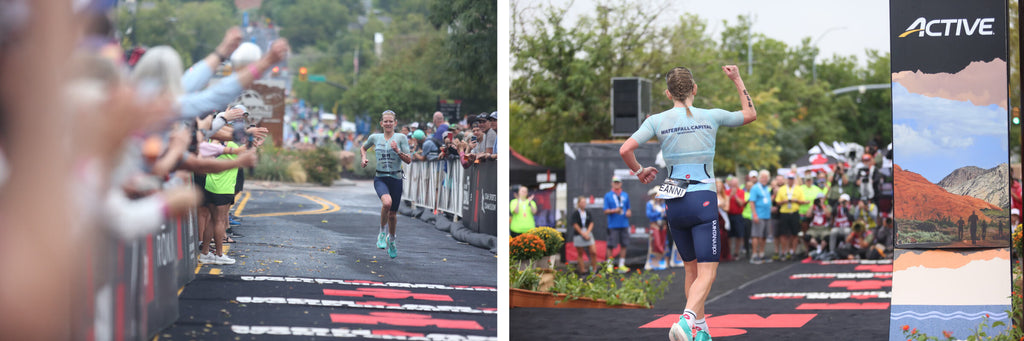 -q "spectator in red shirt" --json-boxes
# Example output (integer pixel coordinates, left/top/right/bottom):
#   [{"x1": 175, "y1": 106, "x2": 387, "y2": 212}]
[{"x1": 724, "y1": 176, "x2": 747, "y2": 260}]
